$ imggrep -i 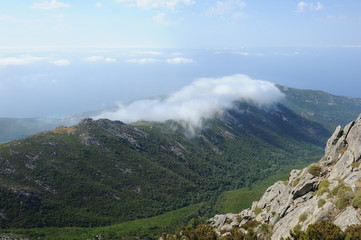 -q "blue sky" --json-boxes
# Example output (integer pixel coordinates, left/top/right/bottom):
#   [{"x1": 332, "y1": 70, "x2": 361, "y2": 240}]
[
  {"x1": 1, "y1": 0, "x2": 360, "y2": 48},
  {"x1": 0, "y1": 0, "x2": 360, "y2": 118}
]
